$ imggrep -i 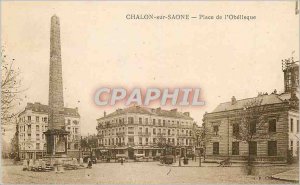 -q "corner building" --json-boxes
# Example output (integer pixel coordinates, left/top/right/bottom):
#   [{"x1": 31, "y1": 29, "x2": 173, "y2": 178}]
[
  {"x1": 96, "y1": 106, "x2": 194, "y2": 159},
  {"x1": 17, "y1": 102, "x2": 81, "y2": 159}
]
